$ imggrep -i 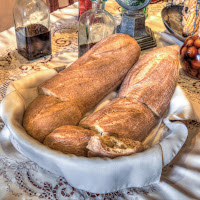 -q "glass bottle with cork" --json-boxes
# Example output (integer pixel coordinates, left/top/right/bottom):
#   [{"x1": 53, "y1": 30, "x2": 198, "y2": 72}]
[
  {"x1": 13, "y1": 0, "x2": 52, "y2": 61},
  {"x1": 78, "y1": 0, "x2": 116, "y2": 57}
]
